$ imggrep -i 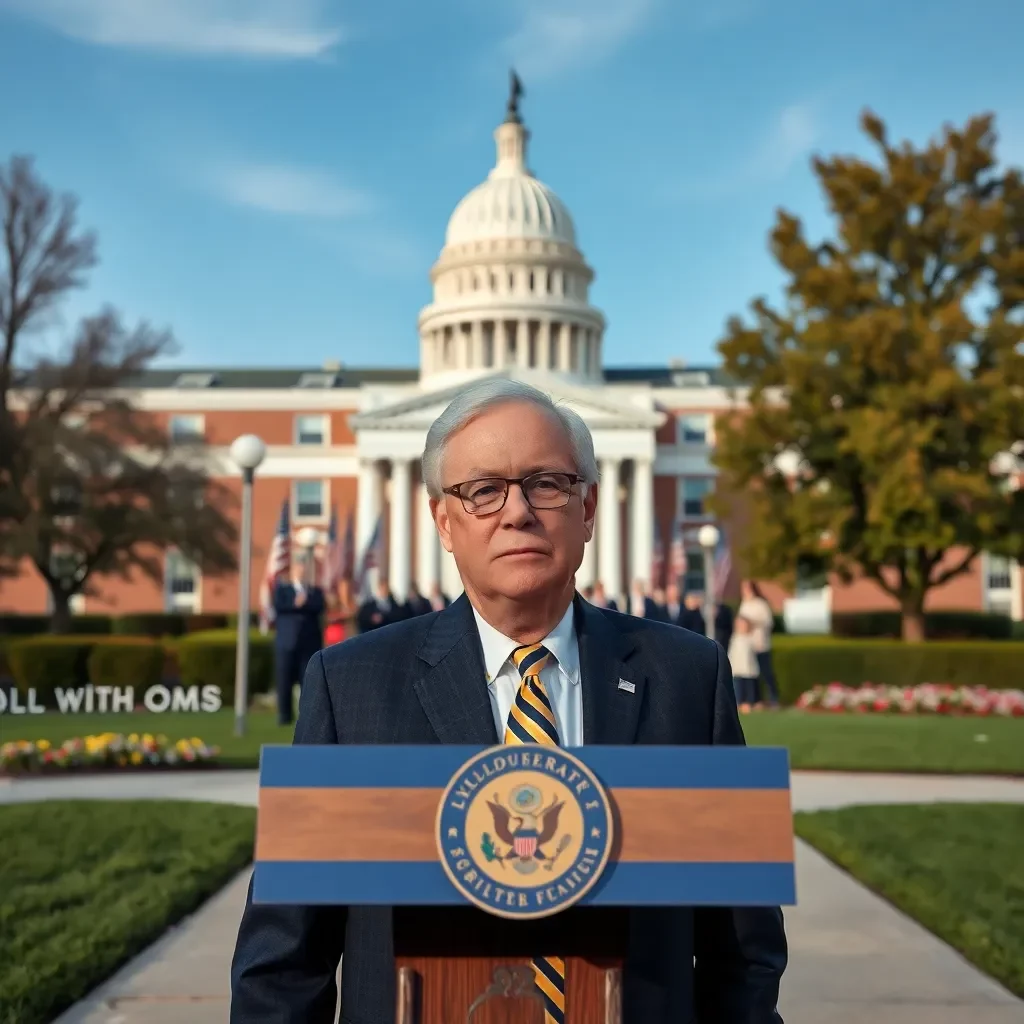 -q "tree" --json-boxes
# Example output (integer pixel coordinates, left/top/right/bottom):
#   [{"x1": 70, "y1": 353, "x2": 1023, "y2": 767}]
[
  {"x1": 1, "y1": 155, "x2": 238, "y2": 631},
  {"x1": 712, "y1": 111, "x2": 1024, "y2": 642}
]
